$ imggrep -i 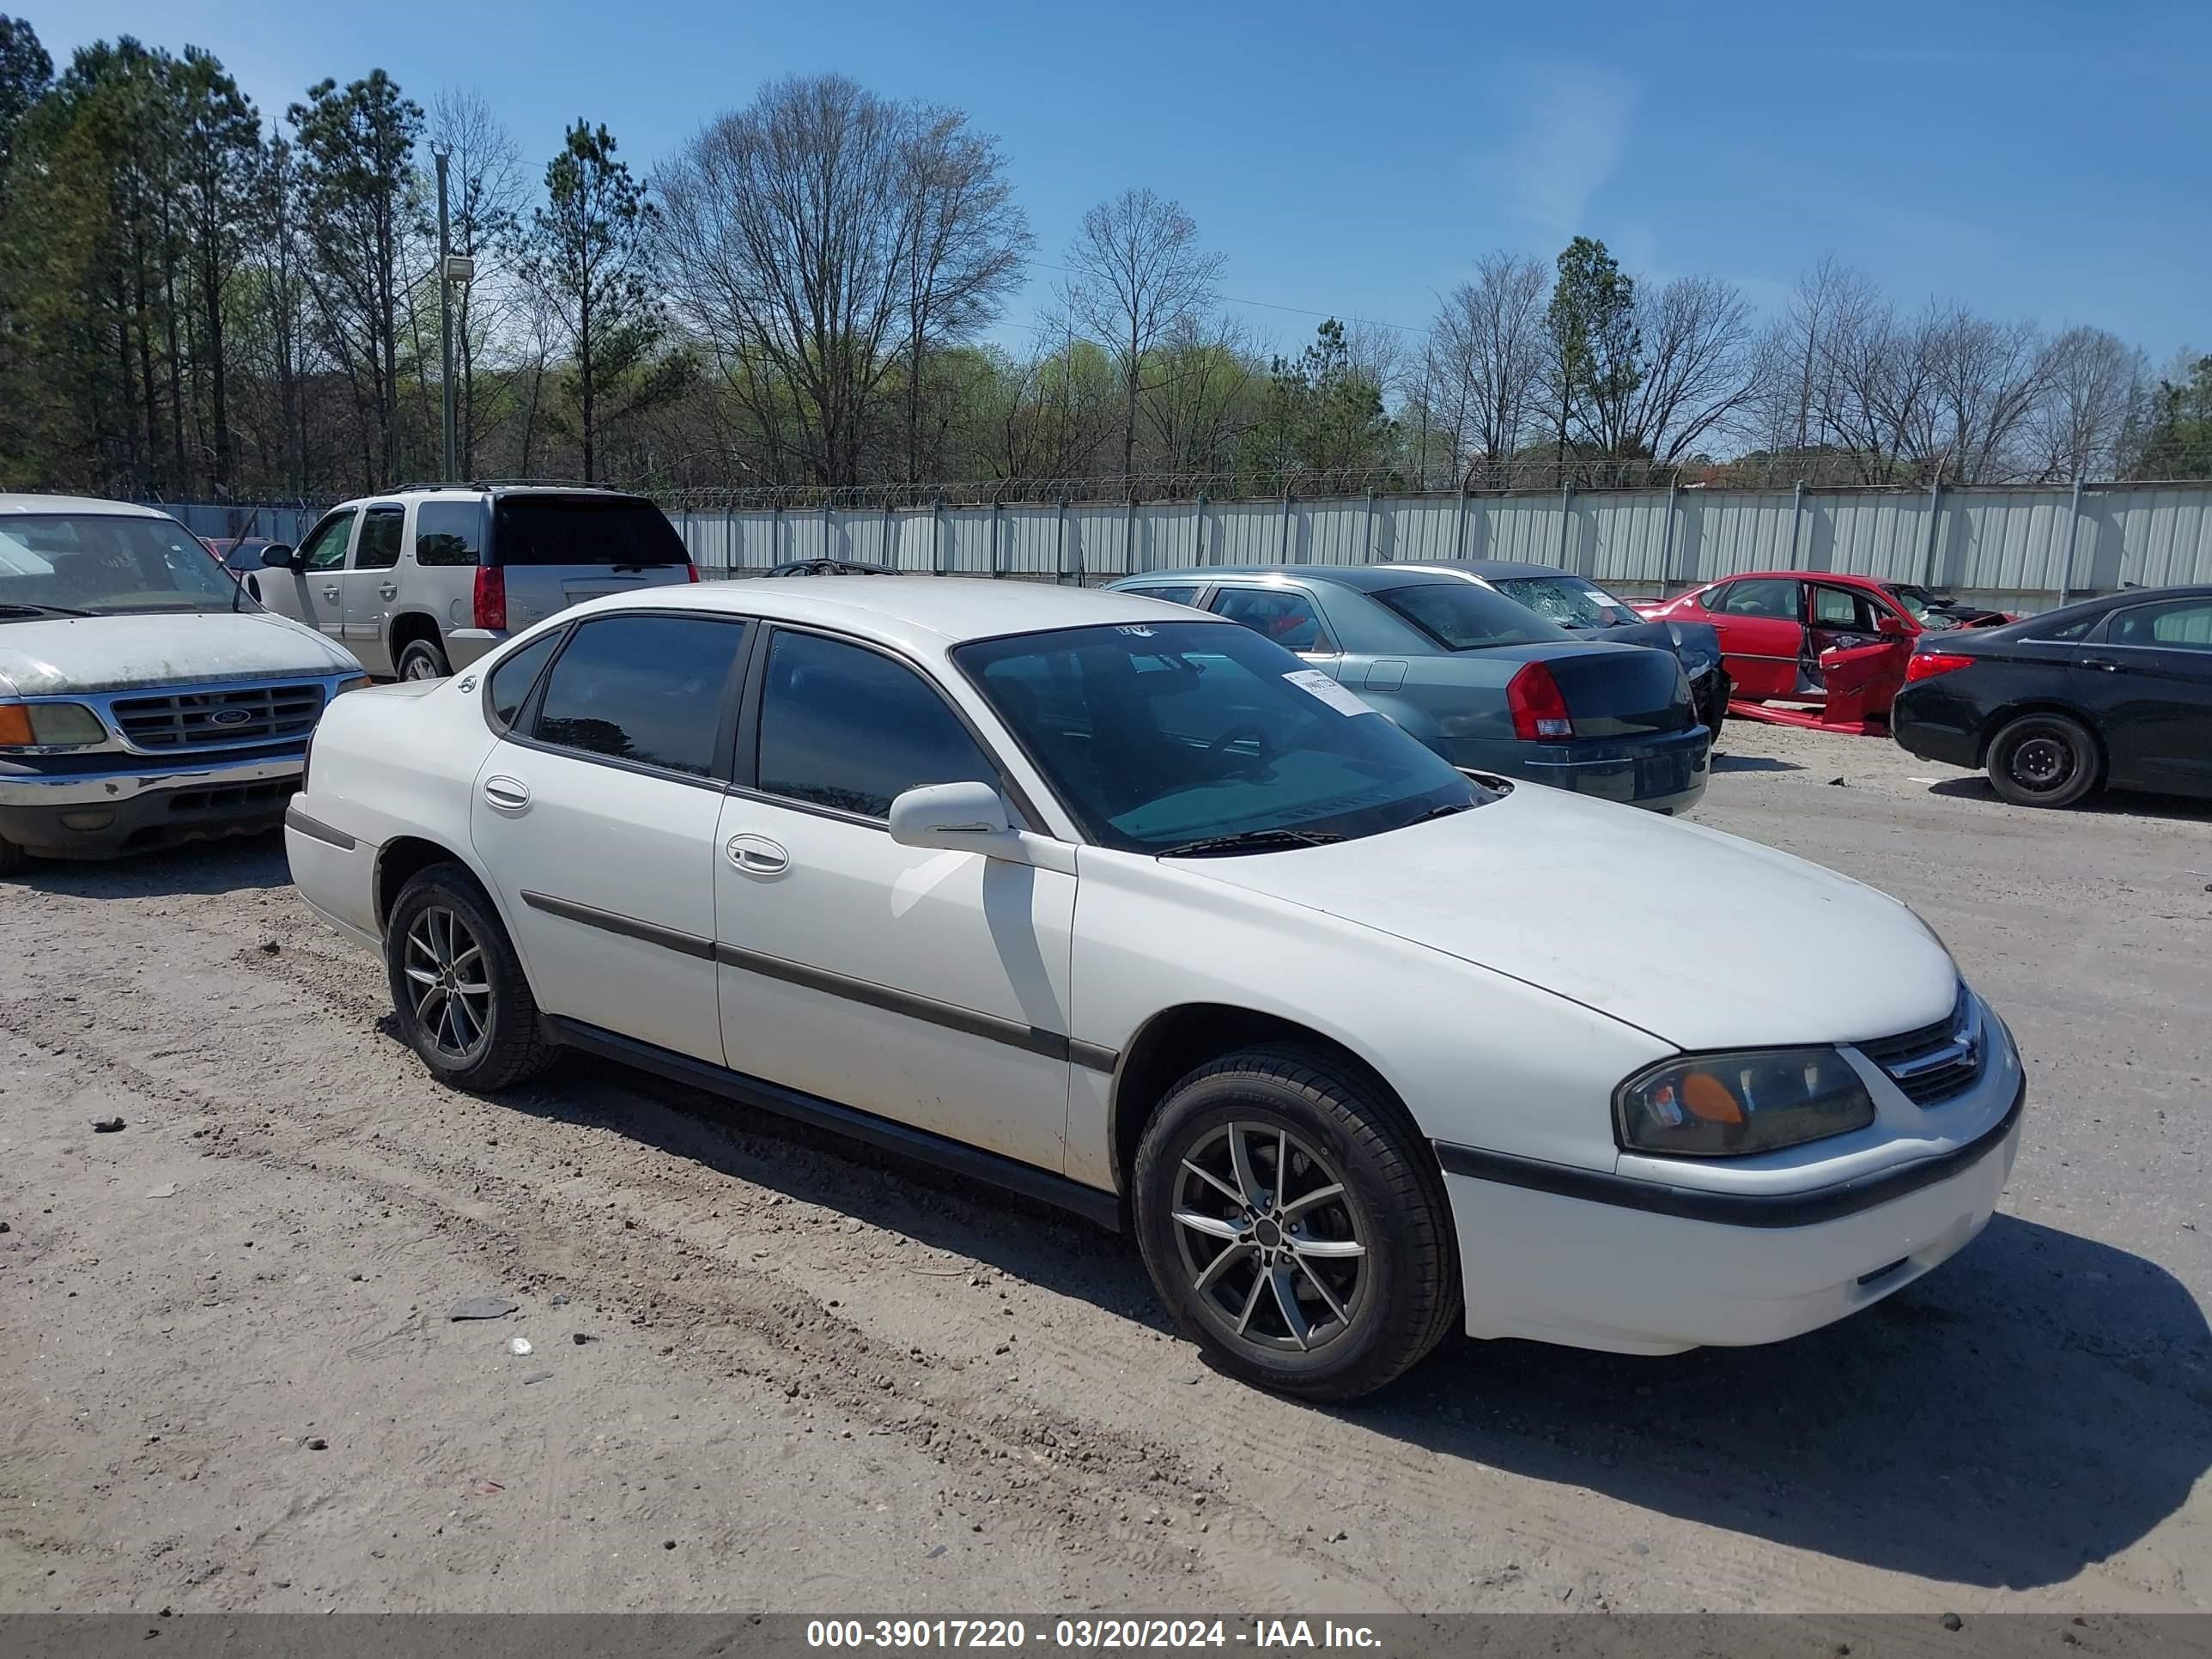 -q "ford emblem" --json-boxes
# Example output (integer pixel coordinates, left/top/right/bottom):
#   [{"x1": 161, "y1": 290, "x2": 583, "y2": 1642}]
[{"x1": 210, "y1": 708, "x2": 253, "y2": 726}]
